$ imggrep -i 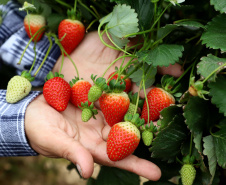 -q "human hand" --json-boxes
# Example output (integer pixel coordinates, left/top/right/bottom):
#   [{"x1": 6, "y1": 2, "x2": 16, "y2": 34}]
[{"x1": 25, "y1": 94, "x2": 161, "y2": 180}]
